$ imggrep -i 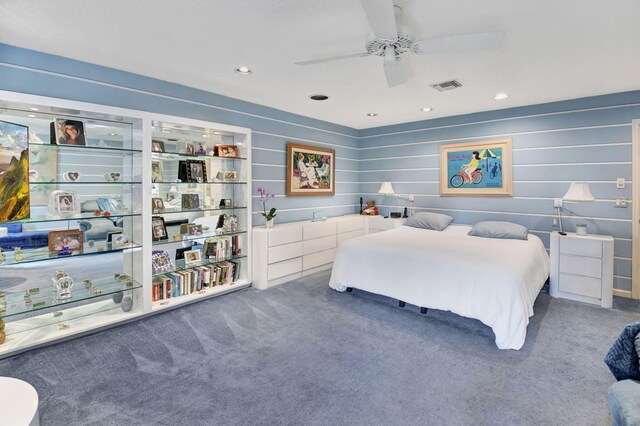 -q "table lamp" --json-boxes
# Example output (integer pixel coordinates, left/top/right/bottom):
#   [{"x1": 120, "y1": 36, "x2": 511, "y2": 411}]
[{"x1": 557, "y1": 181, "x2": 595, "y2": 236}]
